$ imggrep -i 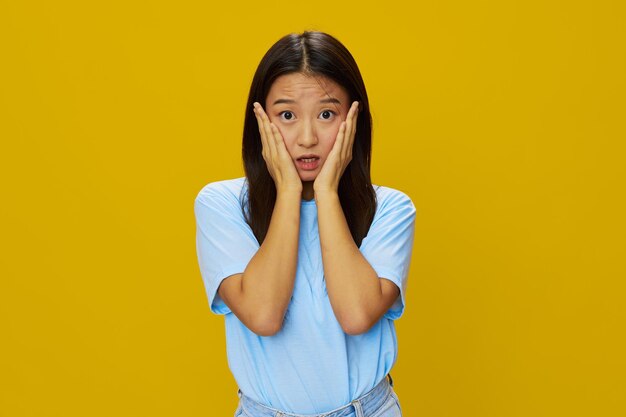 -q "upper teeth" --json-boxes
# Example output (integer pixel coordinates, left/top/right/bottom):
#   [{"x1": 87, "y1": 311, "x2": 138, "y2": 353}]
[{"x1": 301, "y1": 158, "x2": 316, "y2": 162}]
